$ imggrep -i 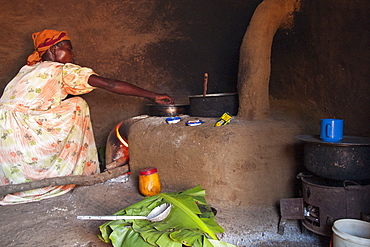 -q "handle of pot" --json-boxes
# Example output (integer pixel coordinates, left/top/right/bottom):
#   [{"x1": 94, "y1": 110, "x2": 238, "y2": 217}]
[
  {"x1": 296, "y1": 172, "x2": 313, "y2": 180},
  {"x1": 343, "y1": 180, "x2": 361, "y2": 191}
]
